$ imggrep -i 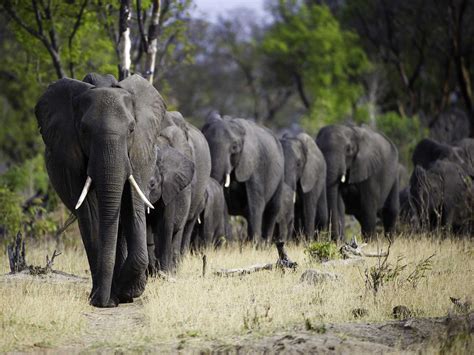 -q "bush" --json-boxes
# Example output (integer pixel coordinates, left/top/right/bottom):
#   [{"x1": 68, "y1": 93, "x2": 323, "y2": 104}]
[
  {"x1": 0, "y1": 186, "x2": 24, "y2": 239},
  {"x1": 305, "y1": 241, "x2": 339, "y2": 262}
]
